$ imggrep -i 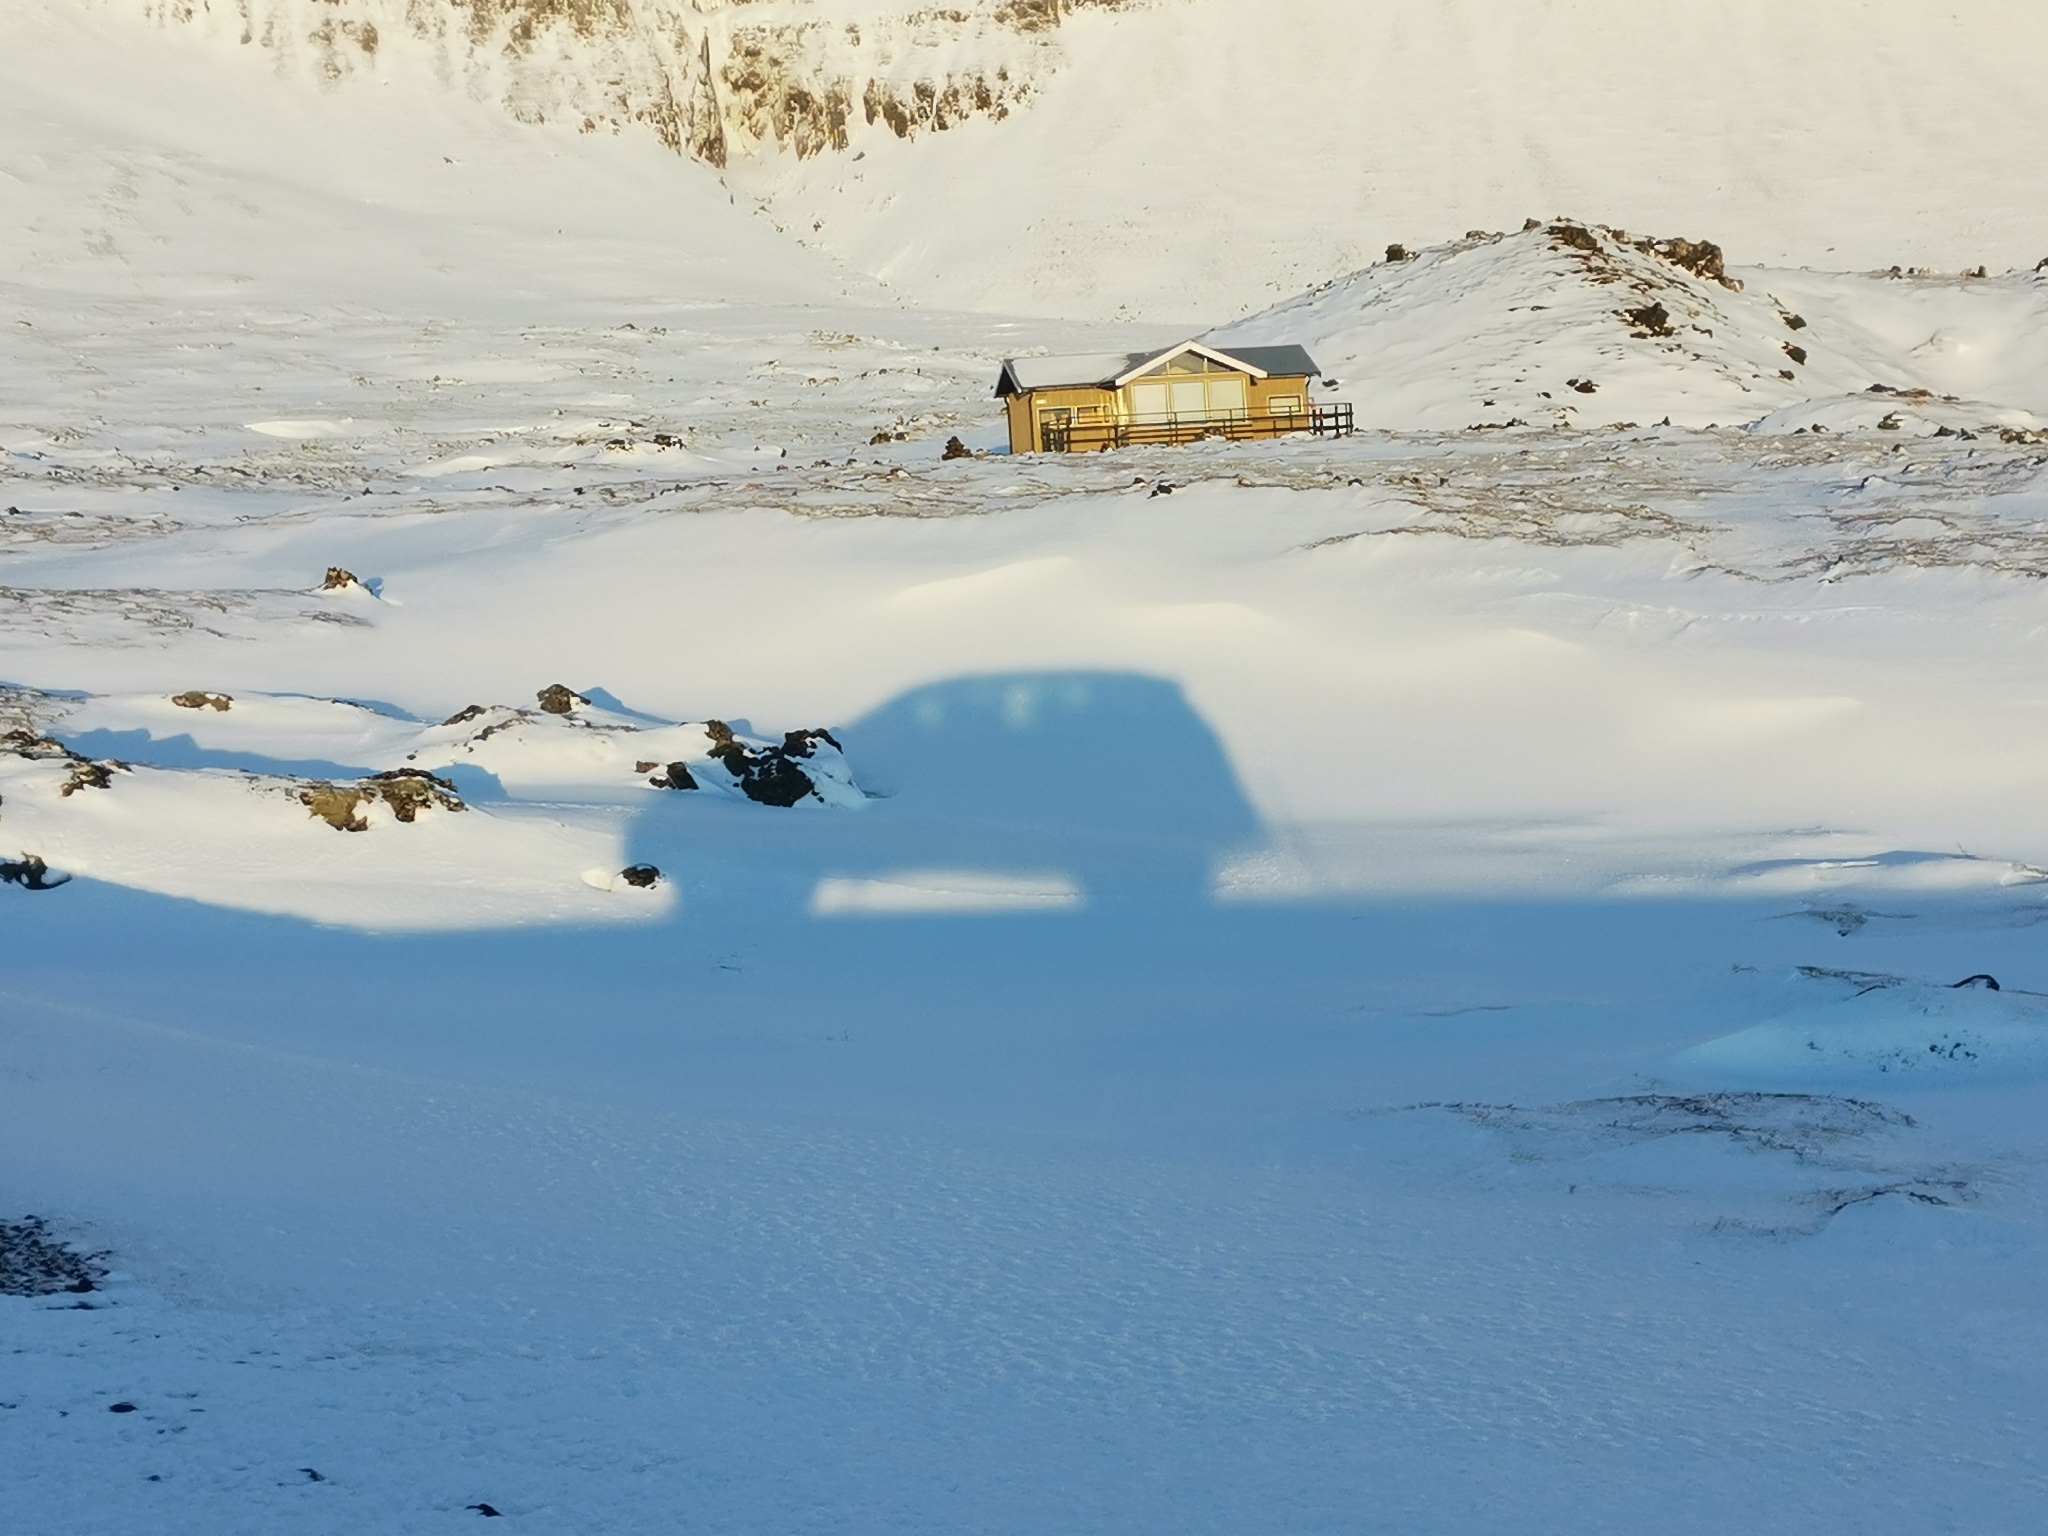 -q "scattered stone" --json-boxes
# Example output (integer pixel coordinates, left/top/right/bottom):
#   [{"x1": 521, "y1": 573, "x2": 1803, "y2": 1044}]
[
  {"x1": 1952, "y1": 974, "x2": 2001, "y2": 990},
  {"x1": 108, "y1": 1402, "x2": 137, "y2": 1414},
  {"x1": 619, "y1": 864, "x2": 662, "y2": 888},
  {"x1": 1549, "y1": 222, "x2": 1600, "y2": 253},
  {"x1": 0, "y1": 1217, "x2": 106, "y2": 1295},
  {"x1": 62, "y1": 760, "x2": 115, "y2": 795},
  {"x1": 1620, "y1": 301, "x2": 1673, "y2": 336},
  {"x1": 365, "y1": 769, "x2": 464, "y2": 823},
  {"x1": 302, "y1": 1468, "x2": 326, "y2": 1483},
  {"x1": 1384, "y1": 243, "x2": 1413, "y2": 262},
  {"x1": 647, "y1": 760, "x2": 697, "y2": 790},
  {"x1": 1781, "y1": 312, "x2": 1808, "y2": 330},
  {"x1": 1568, "y1": 378, "x2": 1598, "y2": 394},
  {"x1": 0, "y1": 855, "x2": 70, "y2": 890},
  {"x1": 170, "y1": 691, "x2": 232, "y2": 712},
  {"x1": 2001, "y1": 427, "x2": 2048, "y2": 445},
  {"x1": 320, "y1": 567, "x2": 361, "y2": 591},
  {"x1": 0, "y1": 727, "x2": 125, "y2": 796},
  {"x1": 440, "y1": 704, "x2": 489, "y2": 727},
  {"x1": 300, "y1": 770, "x2": 464, "y2": 831},
  {"x1": 1783, "y1": 343, "x2": 1807, "y2": 365},
  {"x1": 1878, "y1": 413, "x2": 1903, "y2": 431},
  {"x1": 535, "y1": 684, "x2": 587, "y2": 716},
  {"x1": 941, "y1": 435, "x2": 972, "y2": 460},
  {"x1": 468, "y1": 1504, "x2": 503, "y2": 1518},
  {"x1": 300, "y1": 783, "x2": 370, "y2": 832}
]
